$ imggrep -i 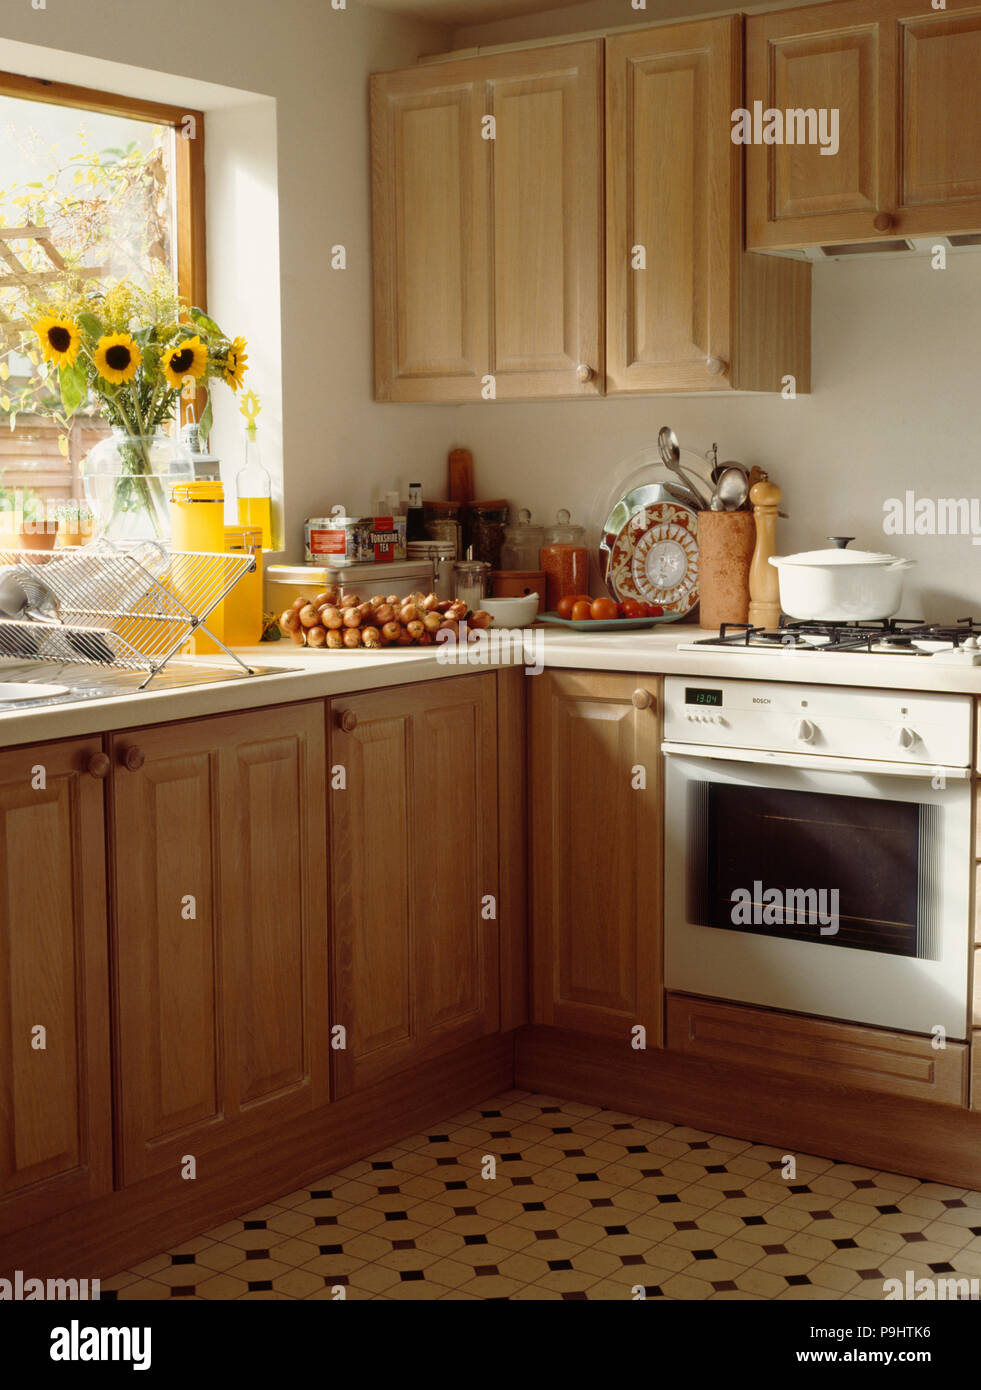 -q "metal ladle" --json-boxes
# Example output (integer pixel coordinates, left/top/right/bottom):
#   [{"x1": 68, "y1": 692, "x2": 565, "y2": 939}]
[
  {"x1": 657, "y1": 426, "x2": 713, "y2": 508},
  {"x1": 710, "y1": 466, "x2": 750, "y2": 511}
]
